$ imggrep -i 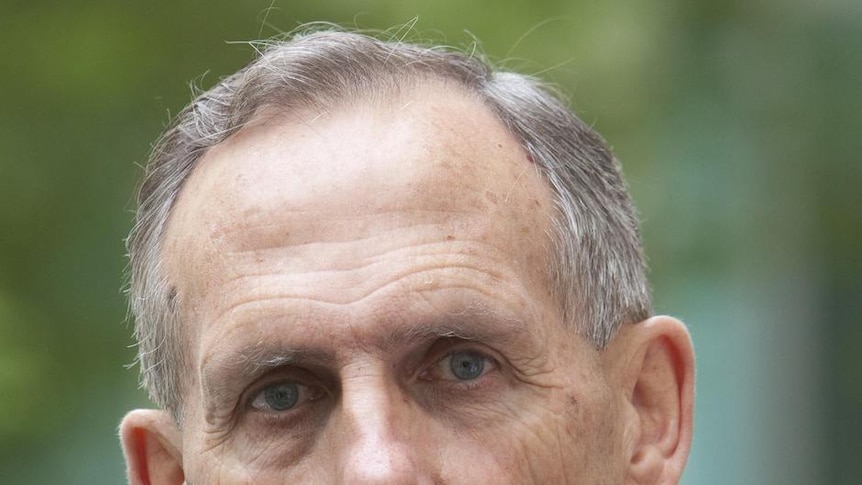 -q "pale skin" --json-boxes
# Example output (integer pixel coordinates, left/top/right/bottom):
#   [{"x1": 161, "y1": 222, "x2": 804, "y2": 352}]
[{"x1": 120, "y1": 82, "x2": 695, "y2": 484}]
